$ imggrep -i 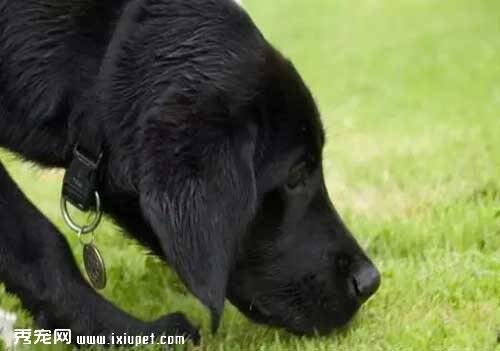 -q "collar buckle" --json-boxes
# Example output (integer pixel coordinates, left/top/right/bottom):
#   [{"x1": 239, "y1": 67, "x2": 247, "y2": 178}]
[{"x1": 62, "y1": 144, "x2": 103, "y2": 212}]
